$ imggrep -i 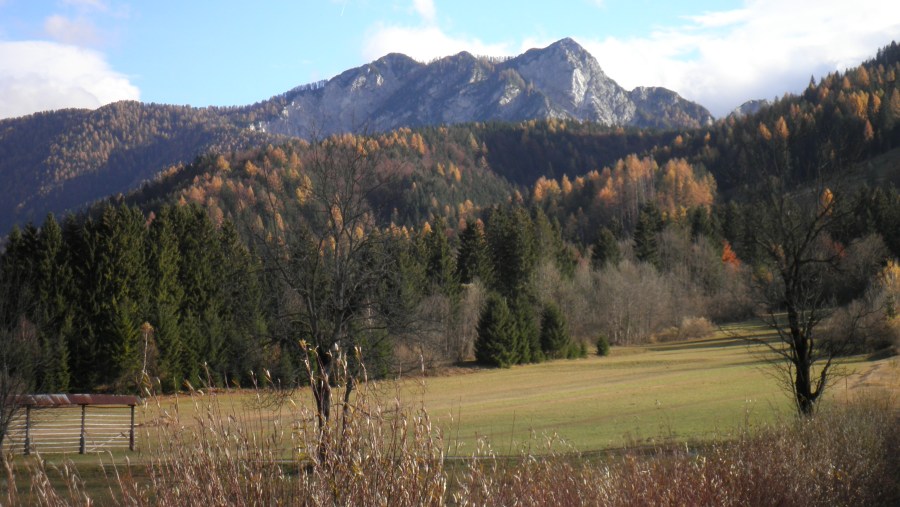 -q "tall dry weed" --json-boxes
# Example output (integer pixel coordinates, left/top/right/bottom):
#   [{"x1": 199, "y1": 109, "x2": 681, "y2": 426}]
[{"x1": 5, "y1": 380, "x2": 897, "y2": 506}]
